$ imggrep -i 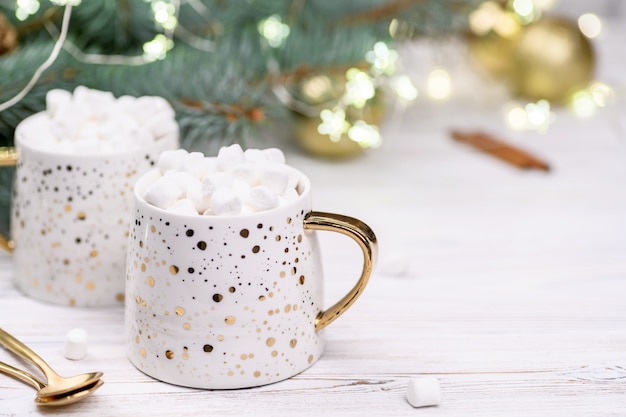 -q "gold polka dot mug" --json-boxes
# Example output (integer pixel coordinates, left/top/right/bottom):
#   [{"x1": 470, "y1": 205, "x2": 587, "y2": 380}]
[
  {"x1": 0, "y1": 113, "x2": 179, "y2": 307},
  {"x1": 125, "y1": 168, "x2": 377, "y2": 389}
]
